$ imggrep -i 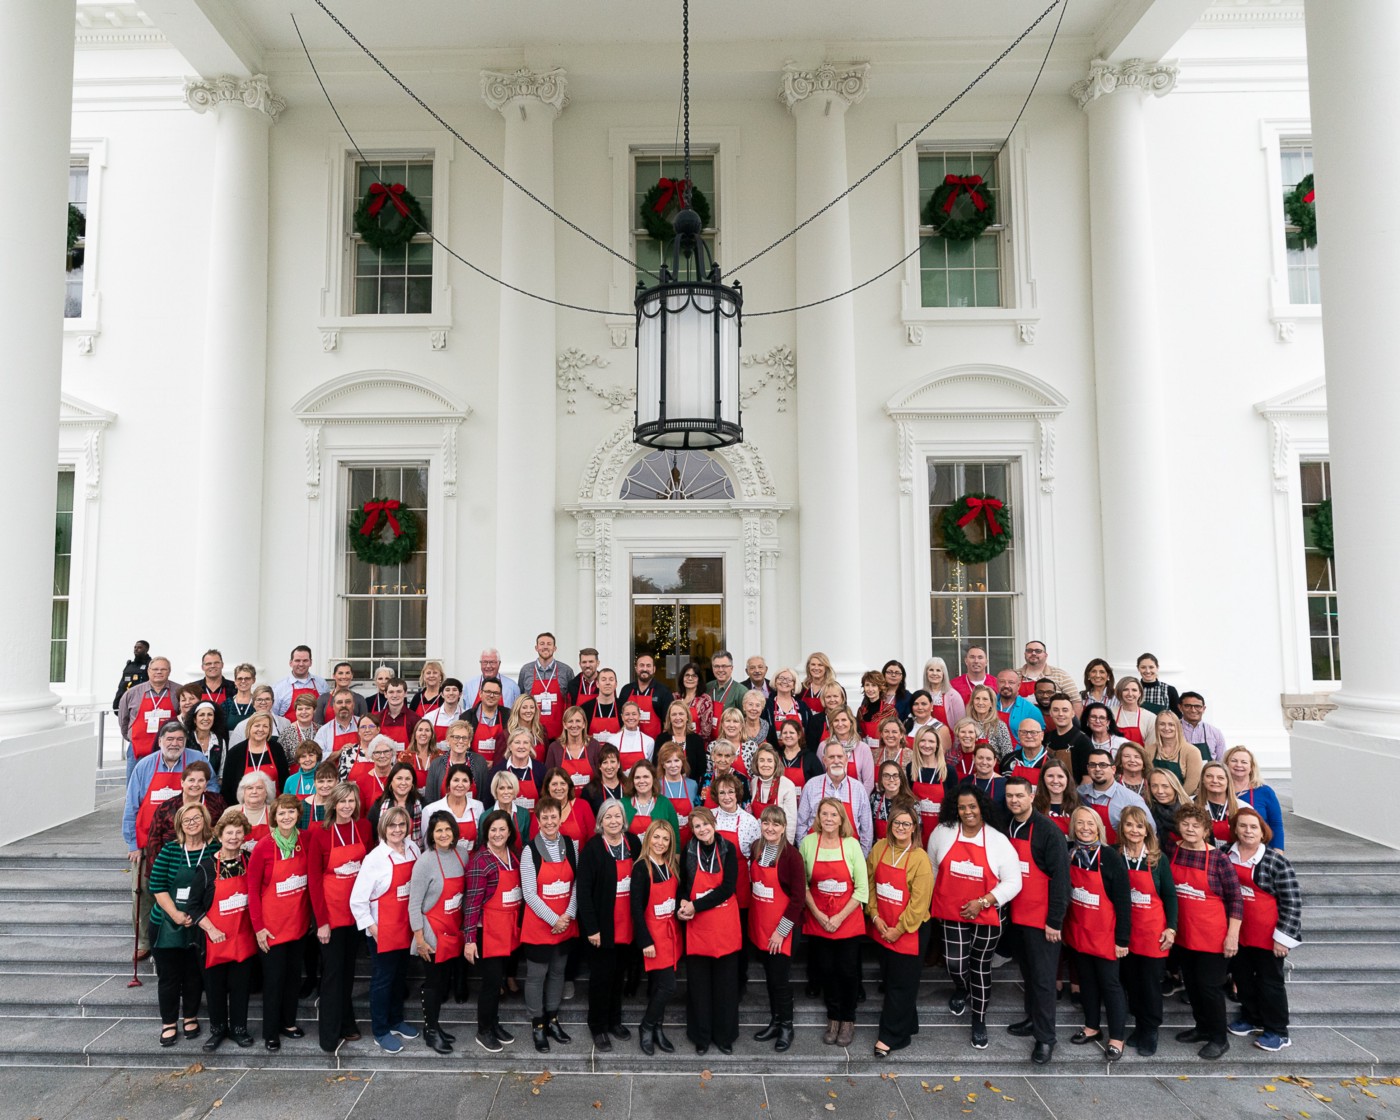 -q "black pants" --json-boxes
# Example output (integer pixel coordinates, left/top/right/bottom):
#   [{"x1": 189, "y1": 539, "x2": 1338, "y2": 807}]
[
  {"x1": 152, "y1": 946, "x2": 203, "y2": 1024},
  {"x1": 1232, "y1": 946, "x2": 1289, "y2": 1035},
  {"x1": 756, "y1": 946, "x2": 793, "y2": 1023},
  {"x1": 685, "y1": 952, "x2": 739, "y2": 1047},
  {"x1": 1072, "y1": 949, "x2": 1127, "y2": 1039},
  {"x1": 876, "y1": 945, "x2": 924, "y2": 1050},
  {"x1": 587, "y1": 942, "x2": 626, "y2": 1034},
  {"x1": 318, "y1": 926, "x2": 361, "y2": 1050},
  {"x1": 422, "y1": 957, "x2": 458, "y2": 1029},
  {"x1": 1010, "y1": 922, "x2": 1060, "y2": 1044},
  {"x1": 477, "y1": 954, "x2": 506, "y2": 1034},
  {"x1": 1178, "y1": 947, "x2": 1228, "y2": 1044},
  {"x1": 260, "y1": 940, "x2": 303, "y2": 1039},
  {"x1": 808, "y1": 936, "x2": 861, "y2": 1021},
  {"x1": 642, "y1": 964, "x2": 677, "y2": 1028},
  {"x1": 1121, "y1": 952, "x2": 1165, "y2": 1034},
  {"x1": 204, "y1": 958, "x2": 253, "y2": 1032}
]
